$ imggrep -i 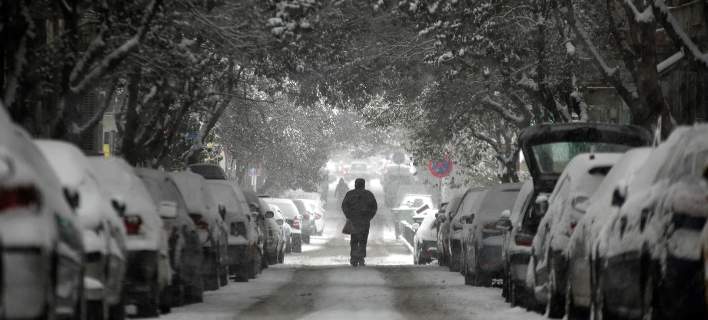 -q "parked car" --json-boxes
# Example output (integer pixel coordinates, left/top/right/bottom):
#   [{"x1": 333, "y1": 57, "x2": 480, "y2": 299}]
[
  {"x1": 413, "y1": 212, "x2": 438, "y2": 265},
  {"x1": 88, "y1": 157, "x2": 169, "y2": 317},
  {"x1": 243, "y1": 188, "x2": 284, "y2": 265},
  {"x1": 0, "y1": 112, "x2": 84, "y2": 320},
  {"x1": 188, "y1": 163, "x2": 227, "y2": 180},
  {"x1": 461, "y1": 183, "x2": 522, "y2": 286},
  {"x1": 391, "y1": 193, "x2": 434, "y2": 237},
  {"x1": 498, "y1": 180, "x2": 535, "y2": 307},
  {"x1": 437, "y1": 197, "x2": 463, "y2": 267},
  {"x1": 515, "y1": 122, "x2": 651, "y2": 316},
  {"x1": 263, "y1": 206, "x2": 287, "y2": 264},
  {"x1": 270, "y1": 205, "x2": 292, "y2": 256},
  {"x1": 206, "y1": 180, "x2": 261, "y2": 281},
  {"x1": 347, "y1": 161, "x2": 369, "y2": 180},
  {"x1": 36, "y1": 140, "x2": 128, "y2": 320},
  {"x1": 136, "y1": 168, "x2": 205, "y2": 306},
  {"x1": 292, "y1": 199, "x2": 316, "y2": 244},
  {"x1": 169, "y1": 171, "x2": 229, "y2": 290},
  {"x1": 230, "y1": 183, "x2": 267, "y2": 271},
  {"x1": 447, "y1": 188, "x2": 486, "y2": 272},
  {"x1": 595, "y1": 125, "x2": 708, "y2": 320},
  {"x1": 528, "y1": 152, "x2": 621, "y2": 317},
  {"x1": 260, "y1": 197, "x2": 303, "y2": 253}
]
